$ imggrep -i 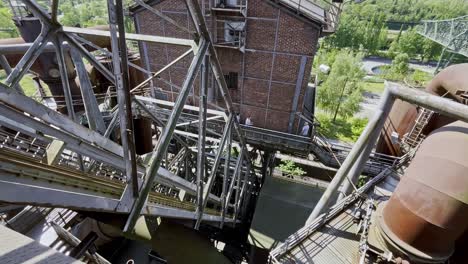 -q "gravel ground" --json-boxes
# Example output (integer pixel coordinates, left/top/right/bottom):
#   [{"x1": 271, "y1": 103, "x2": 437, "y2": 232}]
[{"x1": 357, "y1": 91, "x2": 382, "y2": 119}]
